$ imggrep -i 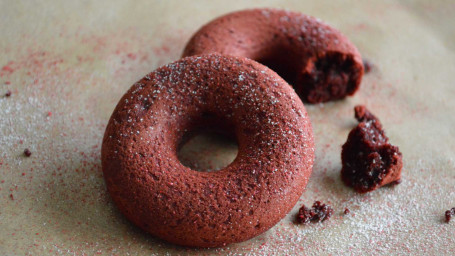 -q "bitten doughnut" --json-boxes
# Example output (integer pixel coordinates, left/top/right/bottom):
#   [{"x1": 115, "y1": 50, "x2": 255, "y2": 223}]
[
  {"x1": 183, "y1": 8, "x2": 364, "y2": 103},
  {"x1": 102, "y1": 54, "x2": 314, "y2": 247}
]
